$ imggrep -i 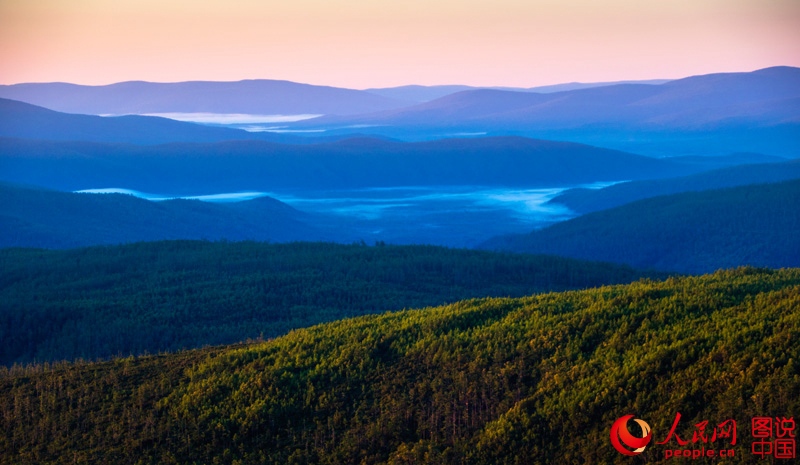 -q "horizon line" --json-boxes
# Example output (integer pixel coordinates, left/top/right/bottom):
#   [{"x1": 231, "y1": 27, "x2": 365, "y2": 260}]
[{"x1": 1, "y1": 65, "x2": 795, "y2": 90}]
